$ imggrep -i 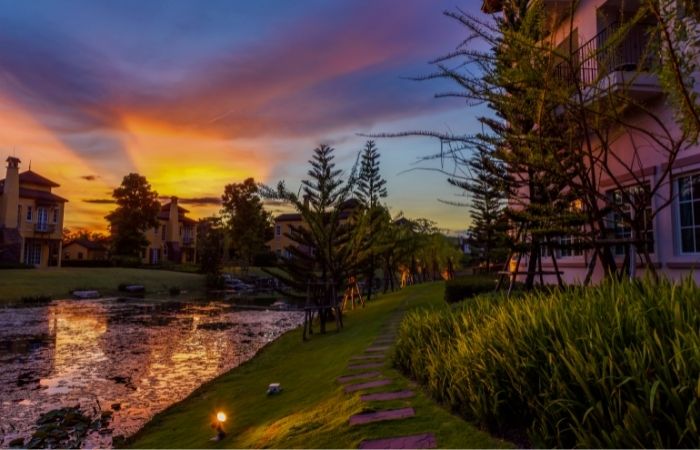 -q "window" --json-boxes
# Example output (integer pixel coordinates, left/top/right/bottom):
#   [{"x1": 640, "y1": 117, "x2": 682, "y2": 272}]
[
  {"x1": 606, "y1": 185, "x2": 654, "y2": 256},
  {"x1": 78, "y1": 252, "x2": 84, "y2": 260},
  {"x1": 36, "y1": 208, "x2": 48, "y2": 231},
  {"x1": 677, "y1": 174, "x2": 700, "y2": 254},
  {"x1": 24, "y1": 241, "x2": 41, "y2": 265},
  {"x1": 26, "y1": 206, "x2": 33, "y2": 222},
  {"x1": 559, "y1": 234, "x2": 583, "y2": 258},
  {"x1": 53, "y1": 208, "x2": 59, "y2": 223},
  {"x1": 275, "y1": 225, "x2": 281, "y2": 238},
  {"x1": 17, "y1": 205, "x2": 21, "y2": 226},
  {"x1": 161, "y1": 225, "x2": 166, "y2": 241}
]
